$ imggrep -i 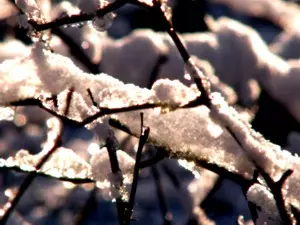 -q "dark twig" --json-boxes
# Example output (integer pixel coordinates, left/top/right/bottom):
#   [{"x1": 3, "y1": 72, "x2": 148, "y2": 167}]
[
  {"x1": 105, "y1": 130, "x2": 125, "y2": 225},
  {"x1": 109, "y1": 118, "x2": 133, "y2": 135},
  {"x1": 0, "y1": 123, "x2": 63, "y2": 224},
  {"x1": 11, "y1": 93, "x2": 212, "y2": 128},
  {"x1": 28, "y1": 0, "x2": 128, "y2": 31},
  {"x1": 81, "y1": 103, "x2": 161, "y2": 126},
  {"x1": 10, "y1": 98, "x2": 165, "y2": 126},
  {"x1": 227, "y1": 128, "x2": 294, "y2": 224},
  {"x1": 257, "y1": 168, "x2": 293, "y2": 224},
  {"x1": 240, "y1": 170, "x2": 259, "y2": 223},
  {"x1": 63, "y1": 88, "x2": 74, "y2": 116},
  {"x1": 87, "y1": 88, "x2": 98, "y2": 107},
  {"x1": 291, "y1": 205, "x2": 300, "y2": 222},
  {"x1": 0, "y1": 89, "x2": 74, "y2": 224},
  {"x1": 0, "y1": 167, "x2": 94, "y2": 184},
  {"x1": 149, "y1": 0, "x2": 211, "y2": 107},
  {"x1": 125, "y1": 113, "x2": 150, "y2": 224}
]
